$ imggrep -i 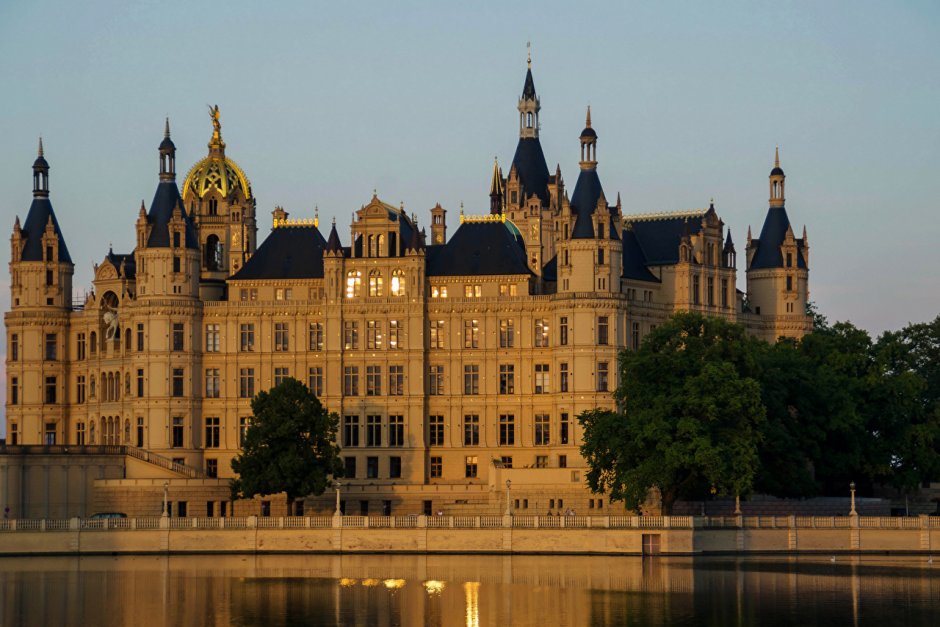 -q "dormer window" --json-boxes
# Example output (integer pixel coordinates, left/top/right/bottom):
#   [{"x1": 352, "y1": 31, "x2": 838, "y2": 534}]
[
  {"x1": 173, "y1": 231, "x2": 181, "y2": 248},
  {"x1": 598, "y1": 223, "x2": 605, "y2": 239},
  {"x1": 786, "y1": 252, "x2": 792, "y2": 268}
]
